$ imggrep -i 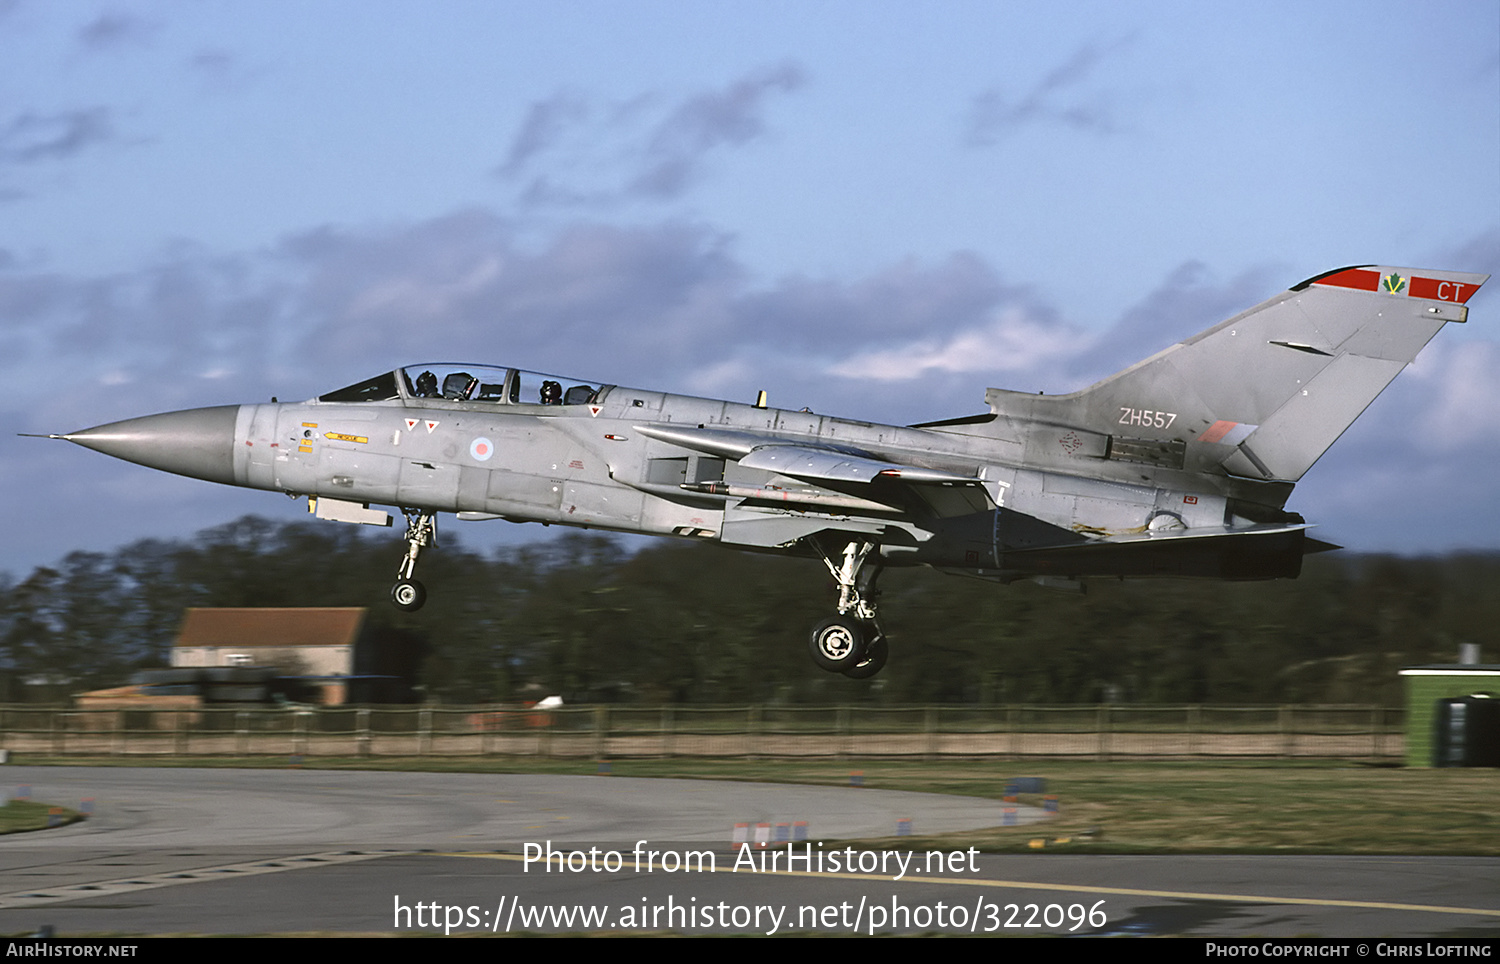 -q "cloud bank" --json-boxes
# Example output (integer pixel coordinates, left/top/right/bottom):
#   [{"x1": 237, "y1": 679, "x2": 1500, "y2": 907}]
[{"x1": 6, "y1": 212, "x2": 1493, "y2": 537}]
